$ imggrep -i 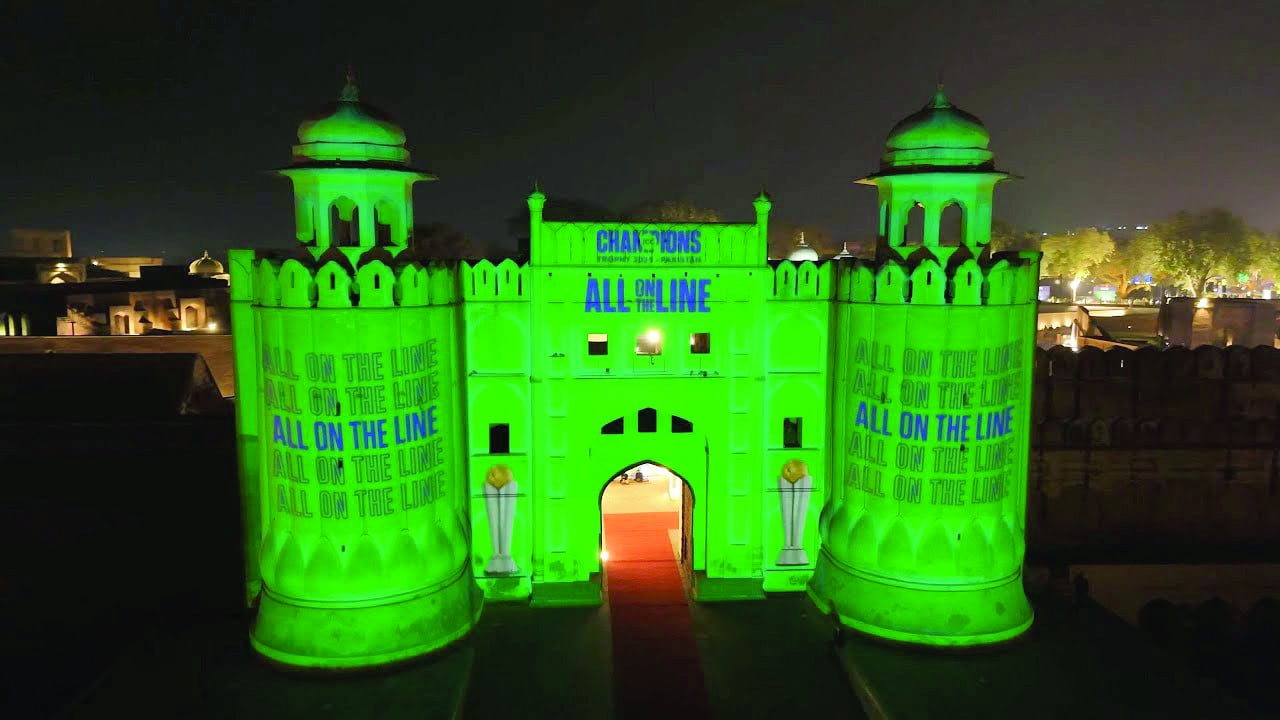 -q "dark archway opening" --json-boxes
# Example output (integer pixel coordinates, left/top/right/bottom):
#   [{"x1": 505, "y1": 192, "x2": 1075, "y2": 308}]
[
  {"x1": 599, "y1": 461, "x2": 691, "y2": 574},
  {"x1": 903, "y1": 202, "x2": 925, "y2": 246},
  {"x1": 331, "y1": 199, "x2": 360, "y2": 247},
  {"x1": 940, "y1": 202, "x2": 964, "y2": 246}
]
